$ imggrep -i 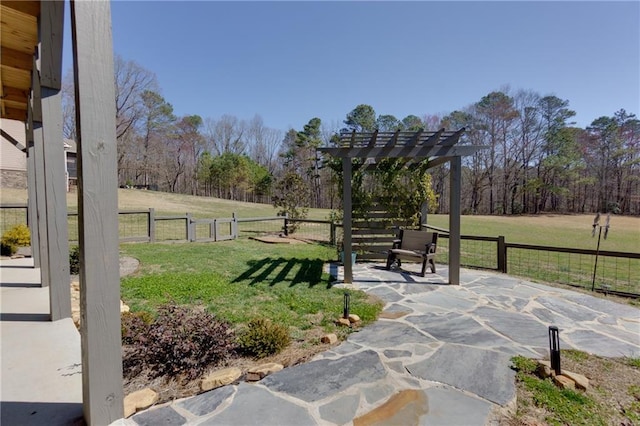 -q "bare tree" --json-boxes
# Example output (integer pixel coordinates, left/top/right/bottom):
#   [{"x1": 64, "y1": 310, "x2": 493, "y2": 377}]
[
  {"x1": 246, "y1": 115, "x2": 282, "y2": 174},
  {"x1": 511, "y1": 89, "x2": 544, "y2": 213},
  {"x1": 61, "y1": 71, "x2": 76, "y2": 141},
  {"x1": 204, "y1": 115, "x2": 247, "y2": 156}
]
